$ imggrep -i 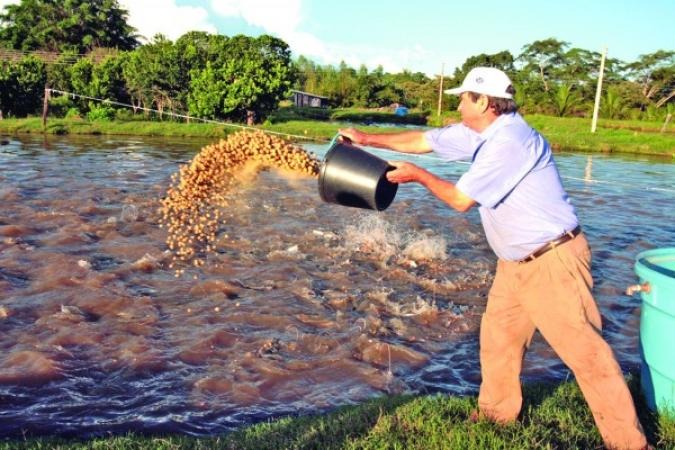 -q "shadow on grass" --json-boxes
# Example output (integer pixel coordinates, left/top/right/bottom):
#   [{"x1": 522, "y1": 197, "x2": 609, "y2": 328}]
[
  {"x1": 520, "y1": 373, "x2": 674, "y2": 449},
  {"x1": 2, "y1": 375, "x2": 673, "y2": 449},
  {"x1": 223, "y1": 394, "x2": 415, "y2": 450}
]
